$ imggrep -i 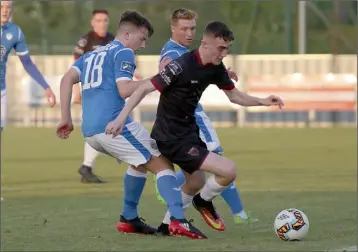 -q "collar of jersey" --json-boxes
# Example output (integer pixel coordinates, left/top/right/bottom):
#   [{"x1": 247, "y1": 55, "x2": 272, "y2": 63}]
[
  {"x1": 169, "y1": 38, "x2": 189, "y2": 49},
  {"x1": 113, "y1": 39, "x2": 125, "y2": 47},
  {"x1": 1, "y1": 22, "x2": 9, "y2": 29}
]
